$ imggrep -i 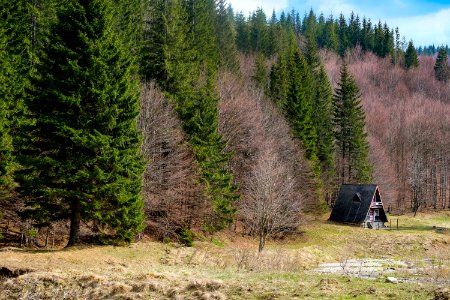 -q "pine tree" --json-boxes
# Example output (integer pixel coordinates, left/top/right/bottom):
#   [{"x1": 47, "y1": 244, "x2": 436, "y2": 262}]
[
  {"x1": 404, "y1": 40, "x2": 419, "y2": 69},
  {"x1": 143, "y1": 0, "x2": 238, "y2": 230},
  {"x1": 323, "y1": 15, "x2": 338, "y2": 52},
  {"x1": 250, "y1": 8, "x2": 269, "y2": 54},
  {"x1": 313, "y1": 64, "x2": 335, "y2": 191},
  {"x1": 0, "y1": 1, "x2": 38, "y2": 197},
  {"x1": 216, "y1": 0, "x2": 239, "y2": 72},
  {"x1": 19, "y1": 0, "x2": 145, "y2": 245},
  {"x1": 253, "y1": 53, "x2": 268, "y2": 90},
  {"x1": 270, "y1": 54, "x2": 289, "y2": 108},
  {"x1": 434, "y1": 47, "x2": 449, "y2": 82},
  {"x1": 333, "y1": 64, "x2": 372, "y2": 184},
  {"x1": 185, "y1": 0, "x2": 219, "y2": 66},
  {"x1": 141, "y1": 0, "x2": 166, "y2": 80},
  {"x1": 382, "y1": 23, "x2": 394, "y2": 58},
  {"x1": 361, "y1": 18, "x2": 374, "y2": 52},
  {"x1": 285, "y1": 50, "x2": 318, "y2": 163},
  {"x1": 0, "y1": 30, "x2": 17, "y2": 196},
  {"x1": 235, "y1": 12, "x2": 250, "y2": 53},
  {"x1": 347, "y1": 12, "x2": 361, "y2": 48},
  {"x1": 337, "y1": 13, "x2": 349, "y2": 56}
]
